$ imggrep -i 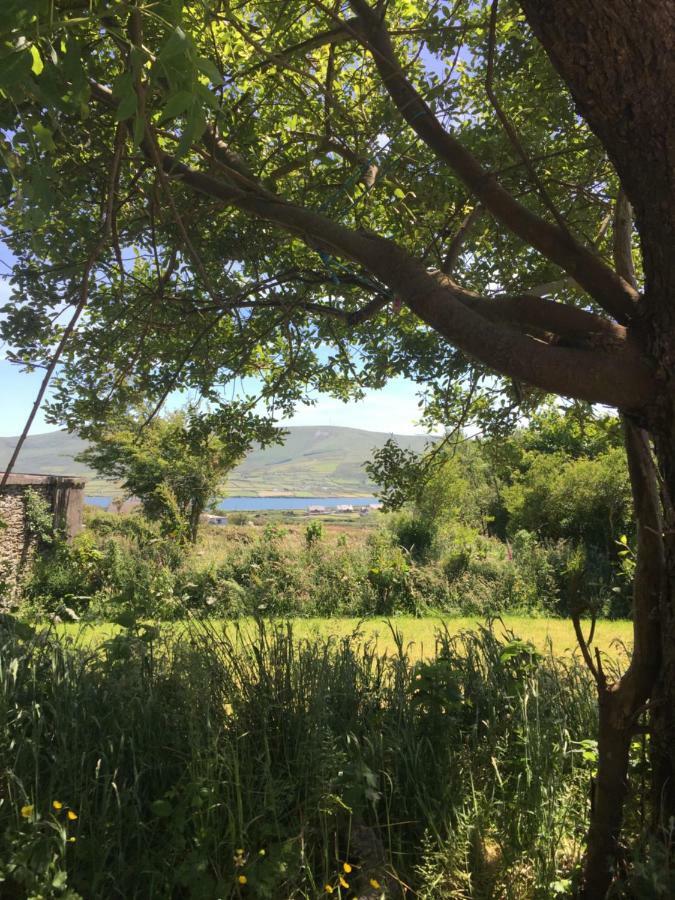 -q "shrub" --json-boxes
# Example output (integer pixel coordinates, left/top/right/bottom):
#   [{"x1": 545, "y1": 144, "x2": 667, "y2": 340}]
[
  {"x1": 304, "y1": 520, "x2": 323, "y2": 549},
  {"x1": 389, "y1": 512, "x2": 436, "y2": 562}
]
